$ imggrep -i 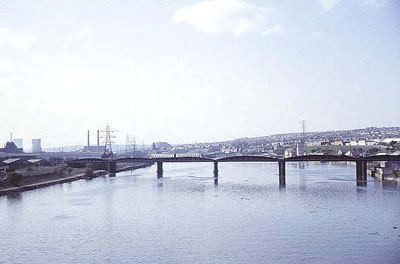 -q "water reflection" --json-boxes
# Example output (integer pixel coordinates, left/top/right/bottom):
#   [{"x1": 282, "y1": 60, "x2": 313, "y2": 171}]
[
  {"x1": 157, "y1": 179, "x2": 163, "y2": 189},
  {"x1": 356, "y1": 187, "x2": 368, "y2": 194},
  {"x1": 297, "y1": 162, "x2": 307, "y2": 188},
  {"x1": 1, "y1": 162, "x2": 399, "y2": 263},
  {"x1": 376, "y1": 179, "x2": 400, "y2": 190},
  {"x1": 357, "y1": 181, "x2": 368, "y2": 187},
  {"x1": 214, "y1": 177, "x2": 218, "y2": 187},
  {"x1": 6, "y1": 192, "x2": 22, "y2": 204}
]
